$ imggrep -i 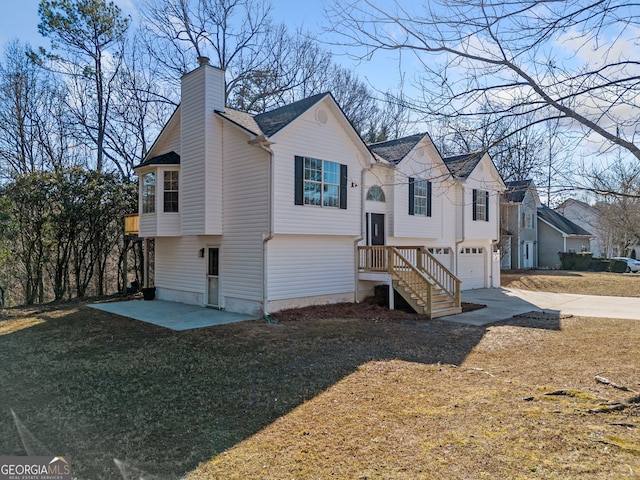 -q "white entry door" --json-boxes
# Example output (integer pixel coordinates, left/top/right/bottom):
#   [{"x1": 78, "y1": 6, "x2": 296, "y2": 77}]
[
  {"x1": 207, "y1": 247, "x2": 219, "y2": 307},
  {"x1": 523, "y1": 241, "x2": 533, "y2": 269}
]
